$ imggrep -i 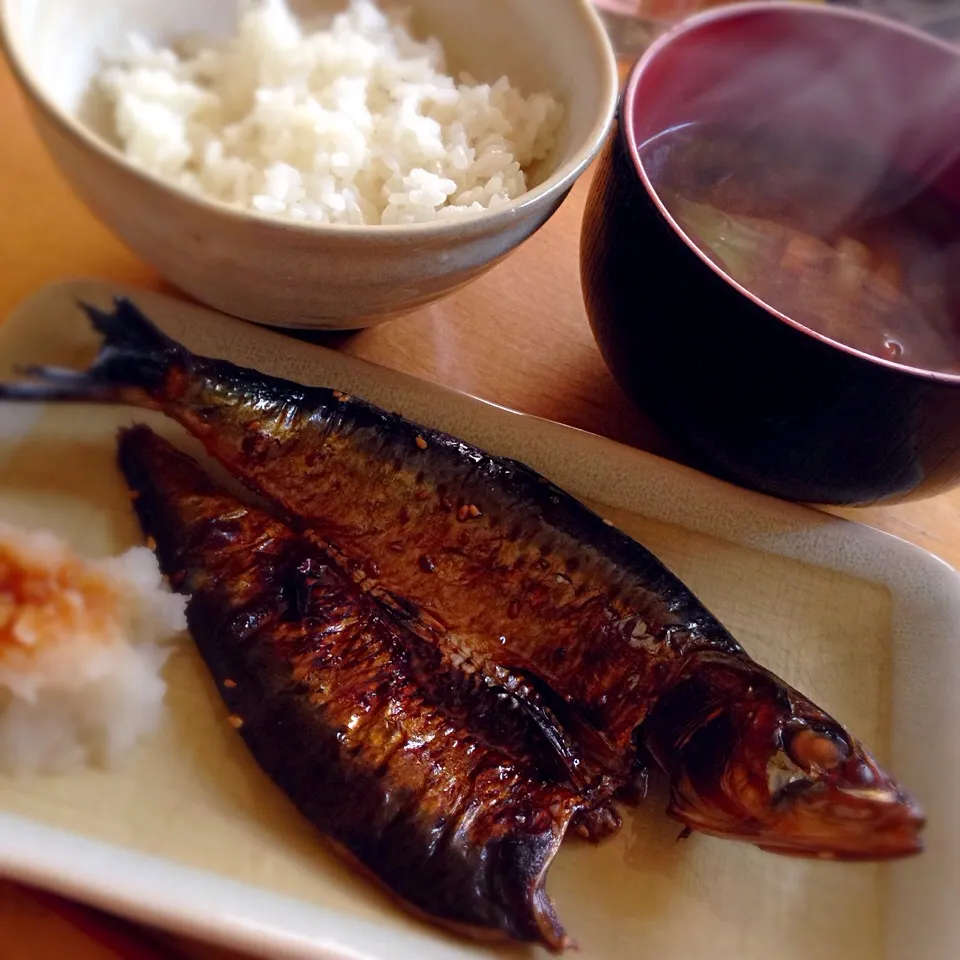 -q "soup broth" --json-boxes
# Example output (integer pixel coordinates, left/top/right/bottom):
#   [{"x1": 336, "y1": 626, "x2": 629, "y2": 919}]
[{"x1": 640, "y1": 122, "x2": 960, "y2": 374}]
